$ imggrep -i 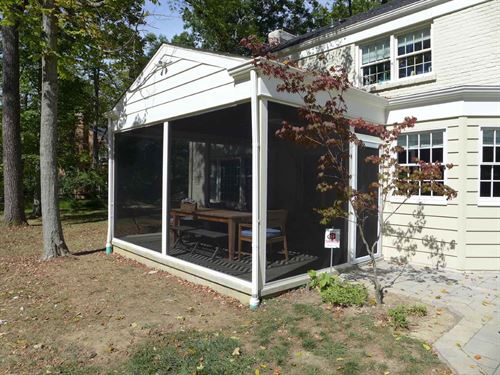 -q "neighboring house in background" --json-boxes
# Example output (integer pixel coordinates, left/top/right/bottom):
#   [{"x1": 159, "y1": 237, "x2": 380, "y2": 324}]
[
  {"x1": 106, "y1": 0, "x2": 499, "y2": 306},
  {"x1": 272, "y1": 0, "x2": 500, "y2": 271}
]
